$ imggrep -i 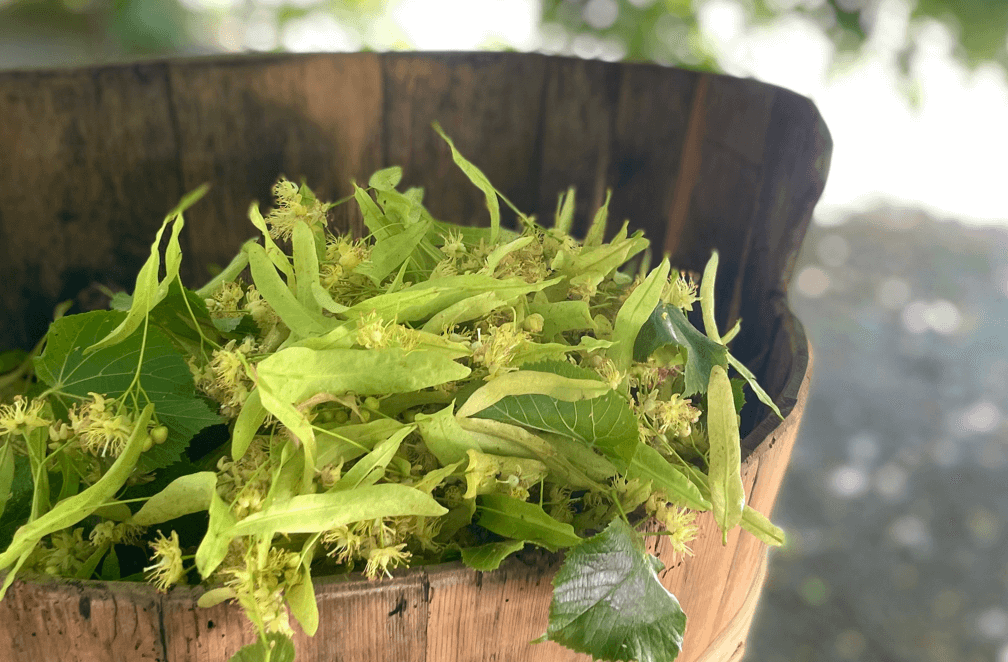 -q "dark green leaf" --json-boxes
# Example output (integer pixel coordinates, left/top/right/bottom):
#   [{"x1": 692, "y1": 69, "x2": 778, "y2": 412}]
[
  {"x1": 0, "y1": 455, "x2": 32, "y2": 550},
  {"x1": 727, "y1": 353, "x2": 782, "y2": 419},
  {"x1": 730, "y1": 377, "x2": 746, "y2": 416},
  {"x1": 543, "y1": 518, "x2": 686, "y2": 662},
  {"x1": 34, "y1": 310, "x2": 221, "y2": 473},
  {"x1": 633, "y1": 304, "x2": 728, "y2": 396},
  {"x1": 475, "y1": 361, "x2": 638, "y2": 466},
  {"x1": 149, "y1": 280, "x2": 228, "y2": 356},
  {"x1": 100, "y1": 545, "x2": 120, "y2": 580},
  {"x1": 228, "y1": 634, "x2": 295, "y2": 662}
]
